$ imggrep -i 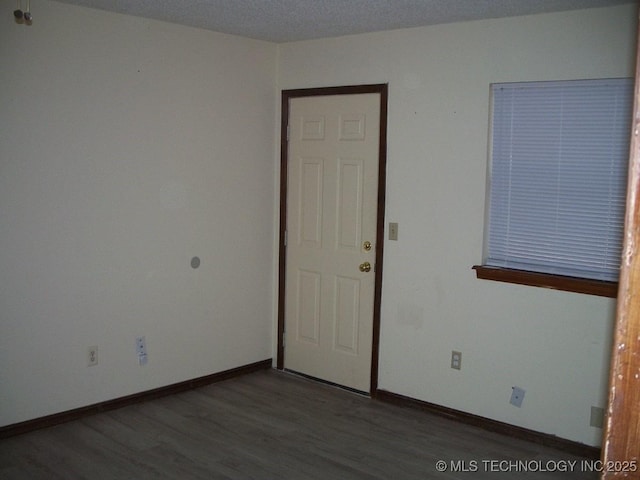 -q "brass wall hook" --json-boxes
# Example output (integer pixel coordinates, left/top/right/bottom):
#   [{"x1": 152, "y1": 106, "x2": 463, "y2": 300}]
[
  {"x1": 13, "y1": 0, "x2": 32, "y2": 25},
  {"x1": 24, "y1": 0, "x2": 32, "y2": 23},
  {"x1": 14, "y1": 0, "x2": 23, "y2": 23}
]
